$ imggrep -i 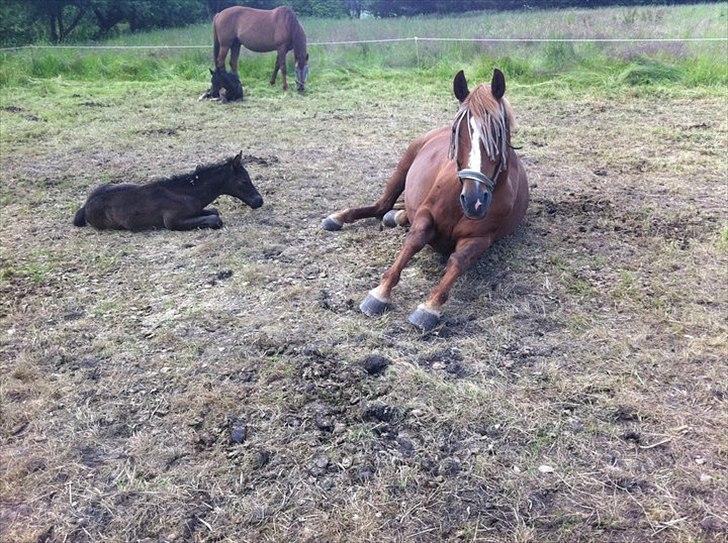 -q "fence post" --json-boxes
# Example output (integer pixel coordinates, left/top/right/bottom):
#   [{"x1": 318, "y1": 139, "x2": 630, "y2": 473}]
[{"x1": 414, "y1": 36, "x2": 420, "y2": 68}]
